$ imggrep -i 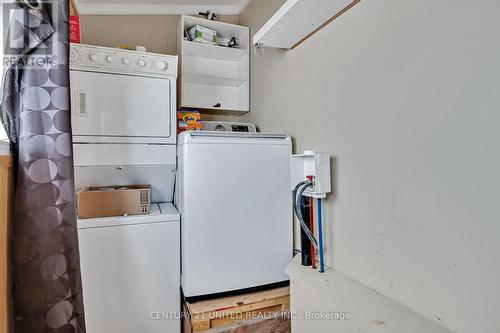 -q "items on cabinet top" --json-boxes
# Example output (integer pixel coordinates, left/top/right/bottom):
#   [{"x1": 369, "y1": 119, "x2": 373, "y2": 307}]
[{"x1": 178, "y1": 15, "x2": 249, "y2": 115}]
